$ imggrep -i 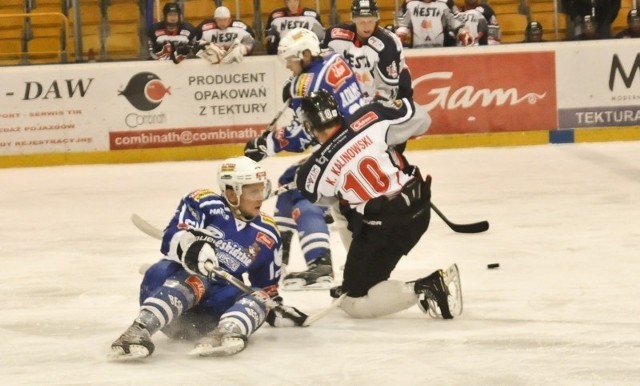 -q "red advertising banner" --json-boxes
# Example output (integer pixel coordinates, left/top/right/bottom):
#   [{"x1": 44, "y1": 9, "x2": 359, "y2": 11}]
[{"x1": 407, "y1": 52, "x2": 557, "y2": 134}]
